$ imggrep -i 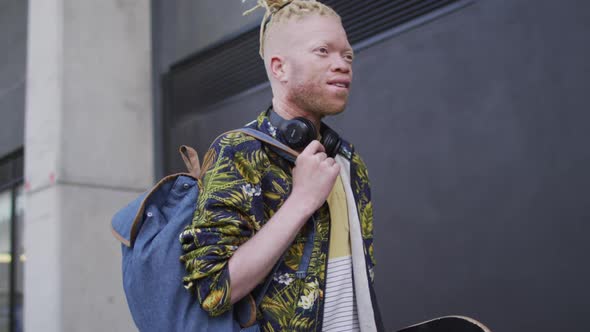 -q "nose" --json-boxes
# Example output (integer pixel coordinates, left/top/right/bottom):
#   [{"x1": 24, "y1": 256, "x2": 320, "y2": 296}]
[{"x1": 331, "y1": 55, "x2": 351, "y2": 74}]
